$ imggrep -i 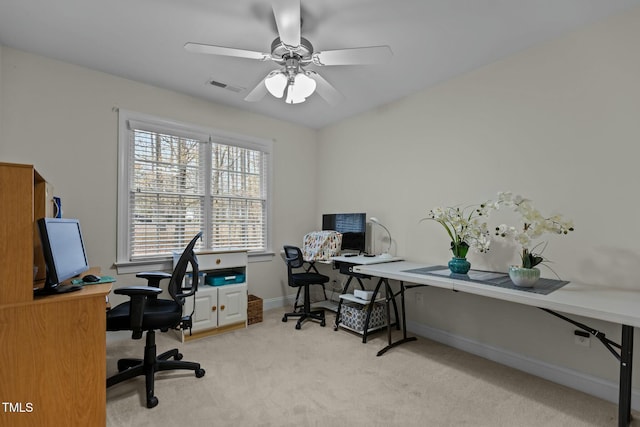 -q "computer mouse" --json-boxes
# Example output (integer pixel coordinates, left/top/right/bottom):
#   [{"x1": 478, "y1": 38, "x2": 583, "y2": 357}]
[{"x1": 82, "y1": 274, "x2": 101, "y2": 283}]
